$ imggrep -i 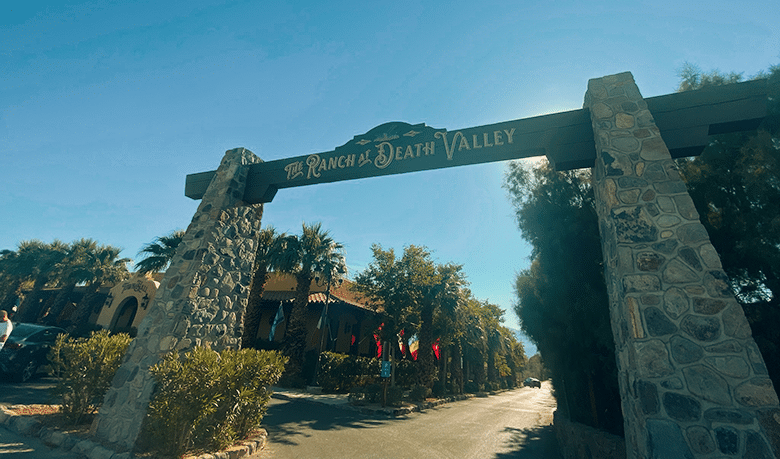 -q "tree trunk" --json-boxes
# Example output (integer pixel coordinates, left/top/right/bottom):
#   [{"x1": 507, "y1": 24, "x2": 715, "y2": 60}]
[
  {"x1": 16, "y1": 277, "x2": 48, "y2": 323},
  {"x1": 0, "y1": 279, "x2": 23, "y2": 314},
  {"x1": 68, "y1": 283, "x2": 101, "y2": 331},
  {"x1": 43, "y1": 284, "x2": 76, "y2": 326},
  {"x1": 241, "y1": 268, "x2": 269, "y2": 349},
  {"x1": 283, "y1": 271, "x2": 313, "y2": 381},
  {"x1": 451, "y1": 343, "x2": 464, "y2": 394},
  {"x1": 416, "y1": 304, "x2": 436, "y2": 387}
]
